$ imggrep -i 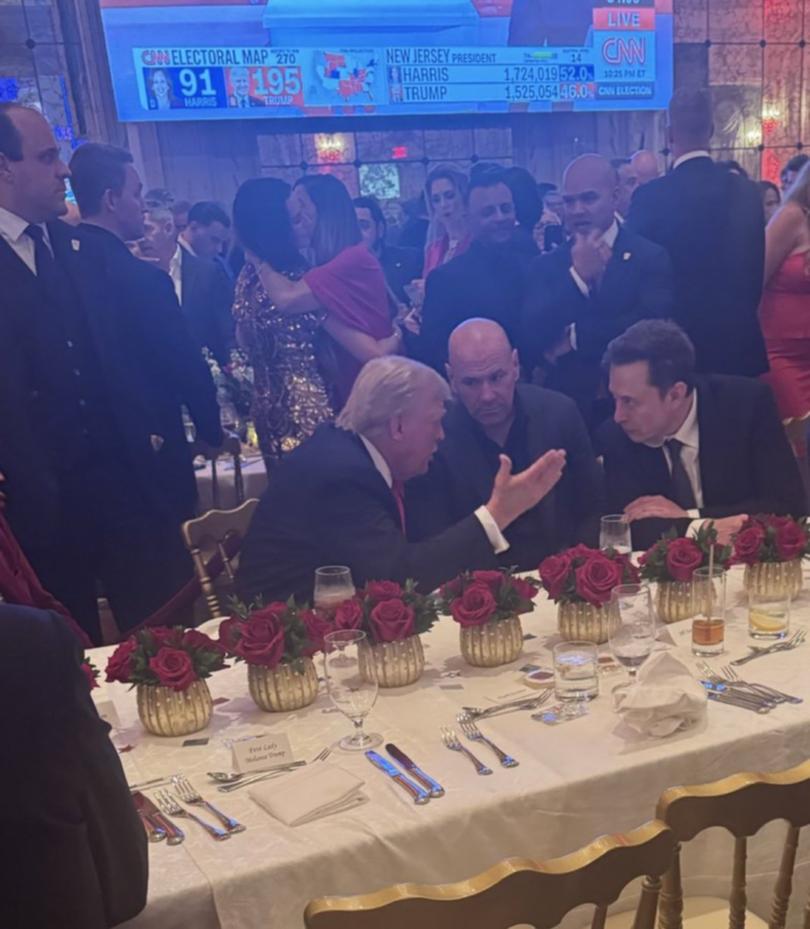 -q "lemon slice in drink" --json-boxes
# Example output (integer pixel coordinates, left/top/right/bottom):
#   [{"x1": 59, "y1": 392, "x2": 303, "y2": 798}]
[{"x1": 749, "y1": 610, "x2": 787, "y2": 633}]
